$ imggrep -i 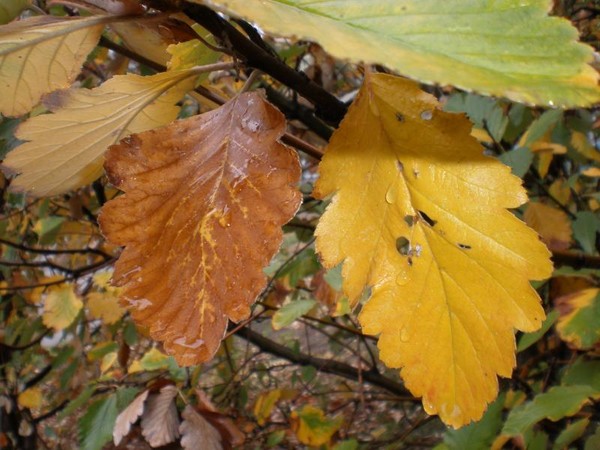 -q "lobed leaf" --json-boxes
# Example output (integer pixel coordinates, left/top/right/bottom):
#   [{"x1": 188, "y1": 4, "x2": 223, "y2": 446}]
[
  {"x1": 201, "y1": 0, "x2": 600, "y2": 107},
  {"x1": 314, "y1": 73, "x2": 552, "y2": 427},
  {"x1": 3, "y1": 69, "x2": 198, "y2": 196},
  {"x1": 99, "y1": 92, "x2": 302, "y2": 366},
  {"x1": 0, "y1": 15, "x2": 109, "y2": 116}
]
